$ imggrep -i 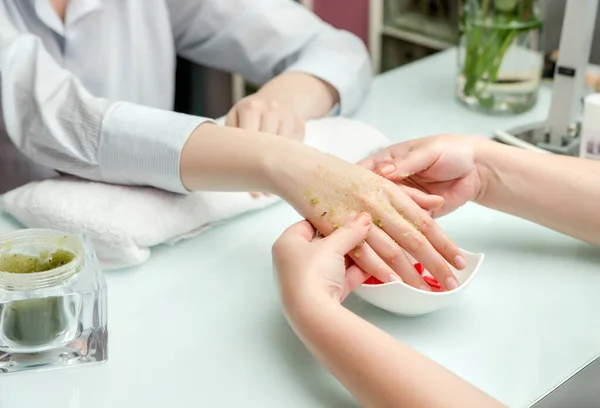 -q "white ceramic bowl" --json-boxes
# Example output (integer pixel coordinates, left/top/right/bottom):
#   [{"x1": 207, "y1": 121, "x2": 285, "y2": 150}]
[{"x1": 353, "y1": 250, "x2": 485, "y2": 316}]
